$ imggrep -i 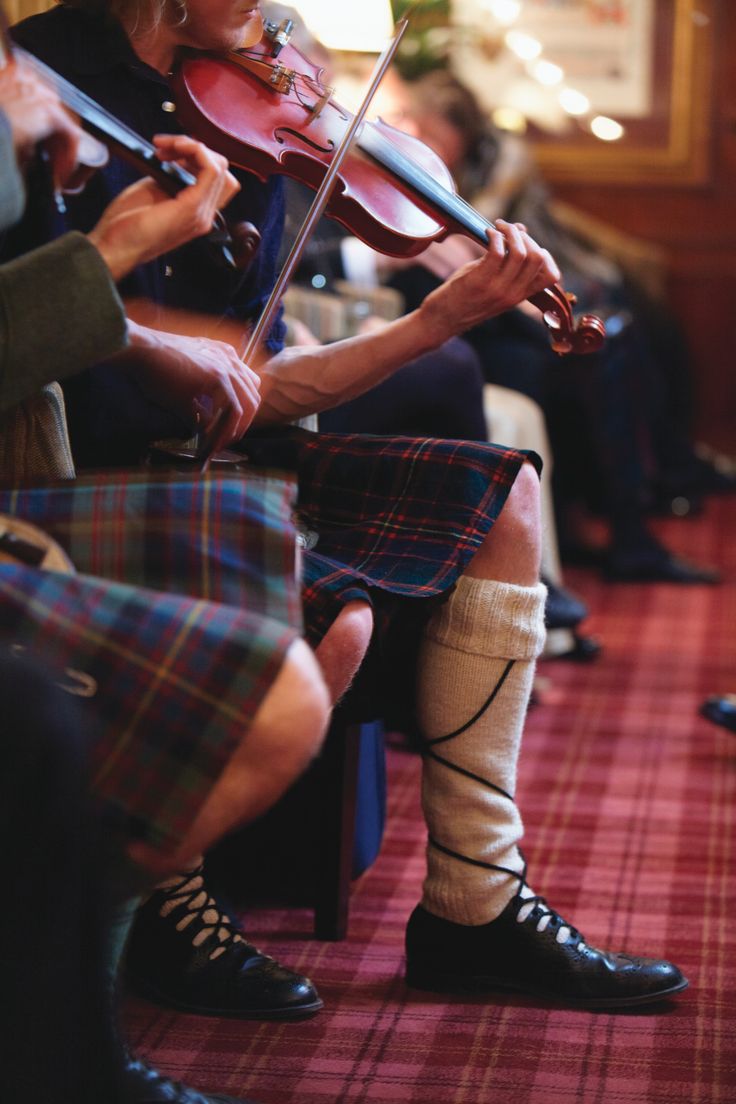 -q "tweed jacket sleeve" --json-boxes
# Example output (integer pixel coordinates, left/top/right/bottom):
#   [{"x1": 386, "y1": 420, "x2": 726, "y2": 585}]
[
  {"x1": 0, "y1": 110, "x2": 128, "y2": 411},
  {"x1": 0, "y1": 230, "x2": 129, "y2": 413}
]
